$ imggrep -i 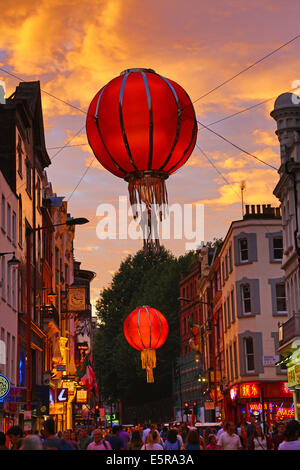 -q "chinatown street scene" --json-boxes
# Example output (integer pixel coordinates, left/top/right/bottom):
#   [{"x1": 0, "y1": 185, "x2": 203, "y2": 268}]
[{"x1": 0, "y1": 0, "x2": 300, "y2": 456}]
